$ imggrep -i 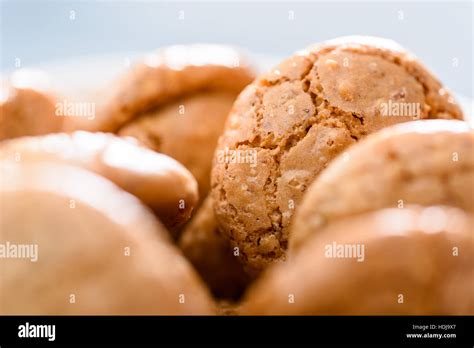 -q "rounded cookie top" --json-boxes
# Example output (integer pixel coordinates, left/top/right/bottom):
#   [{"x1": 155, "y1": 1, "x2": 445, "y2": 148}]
[
  {"x1": 0, "y1": 69, "x2": 63, "y2": 141},
  {"x1": 0, "y1": 162, "x2": 214, "y2": 314},
  {"x1": 211, "y1": 36, "x2": 464, "y2": 276},
  {"x1": 240, "y1": 205, "x2": 474, "y2": 315},
  {"x1": 0, "y1": 131, "x2": 198, "y2": 231},
  {"x1": 291, "y1": 119, "x2": 474, "y2": 251},
  {"x1": 65, "y1": 44, "x2": 256, "y2": 132}
]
